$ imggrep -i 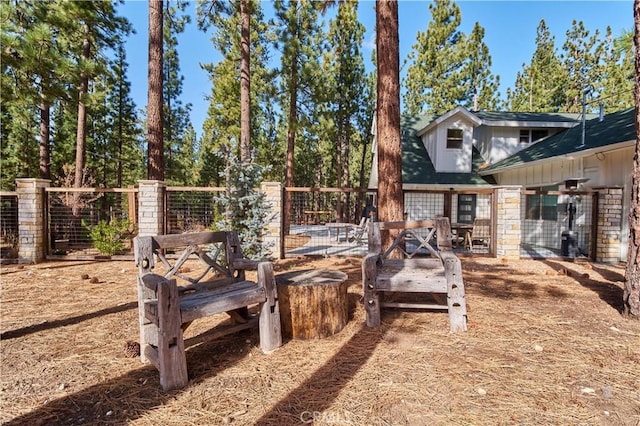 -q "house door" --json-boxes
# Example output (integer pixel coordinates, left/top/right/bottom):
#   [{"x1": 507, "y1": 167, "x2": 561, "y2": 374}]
[{"x1": 457, "y1": 194, "x2": 476, "y2": 224}]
